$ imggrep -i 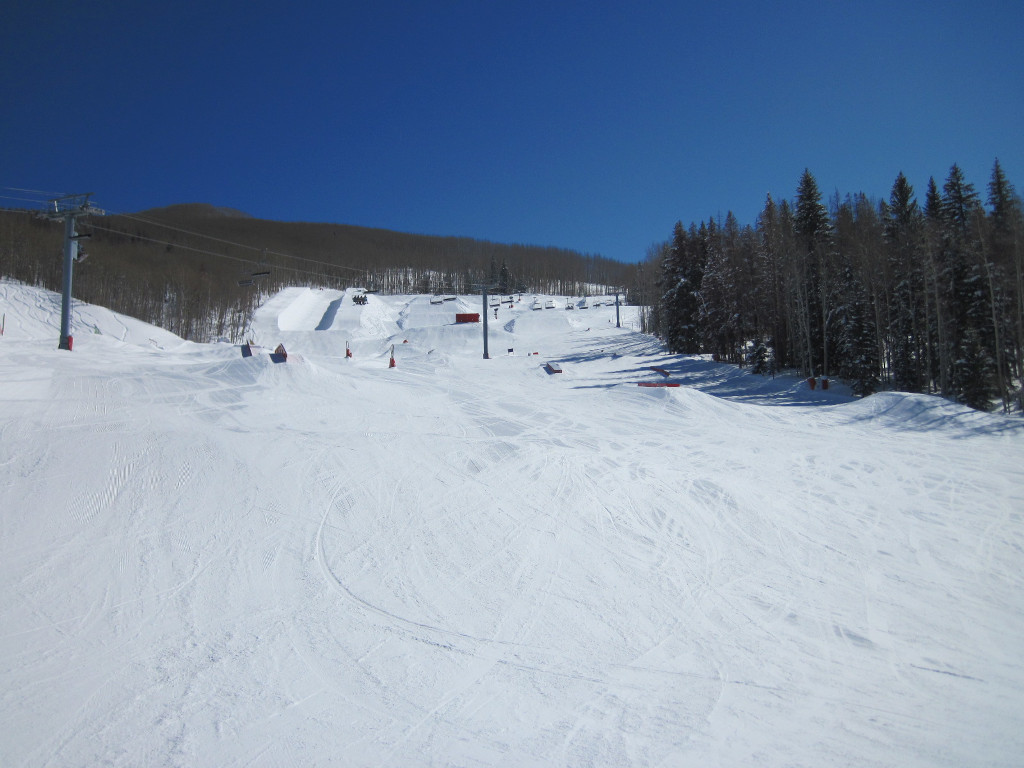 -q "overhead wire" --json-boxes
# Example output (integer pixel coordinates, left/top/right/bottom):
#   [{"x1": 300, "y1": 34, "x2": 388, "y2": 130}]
[
  {"x1": 86, "y1": 224, "x2": 259, "y2": 268},
  {"x1": 0, "y1": 194, "x2": 54, "y2": 206},
  {"x1": 86, "y1": 222, "x2": 359, "y2": 285},
  {"x1": 0, "y1": 188, "x2": 73, "y2": 209},
  {"x1": 107, "y1": 209, "x2": 371, "y2": 276},
  {"x1": 3, "y1": 192, "x2": 371, "y2": 284},
  {"x1": 1, "y1": 186, "x2": 68, "y2": 198}
]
